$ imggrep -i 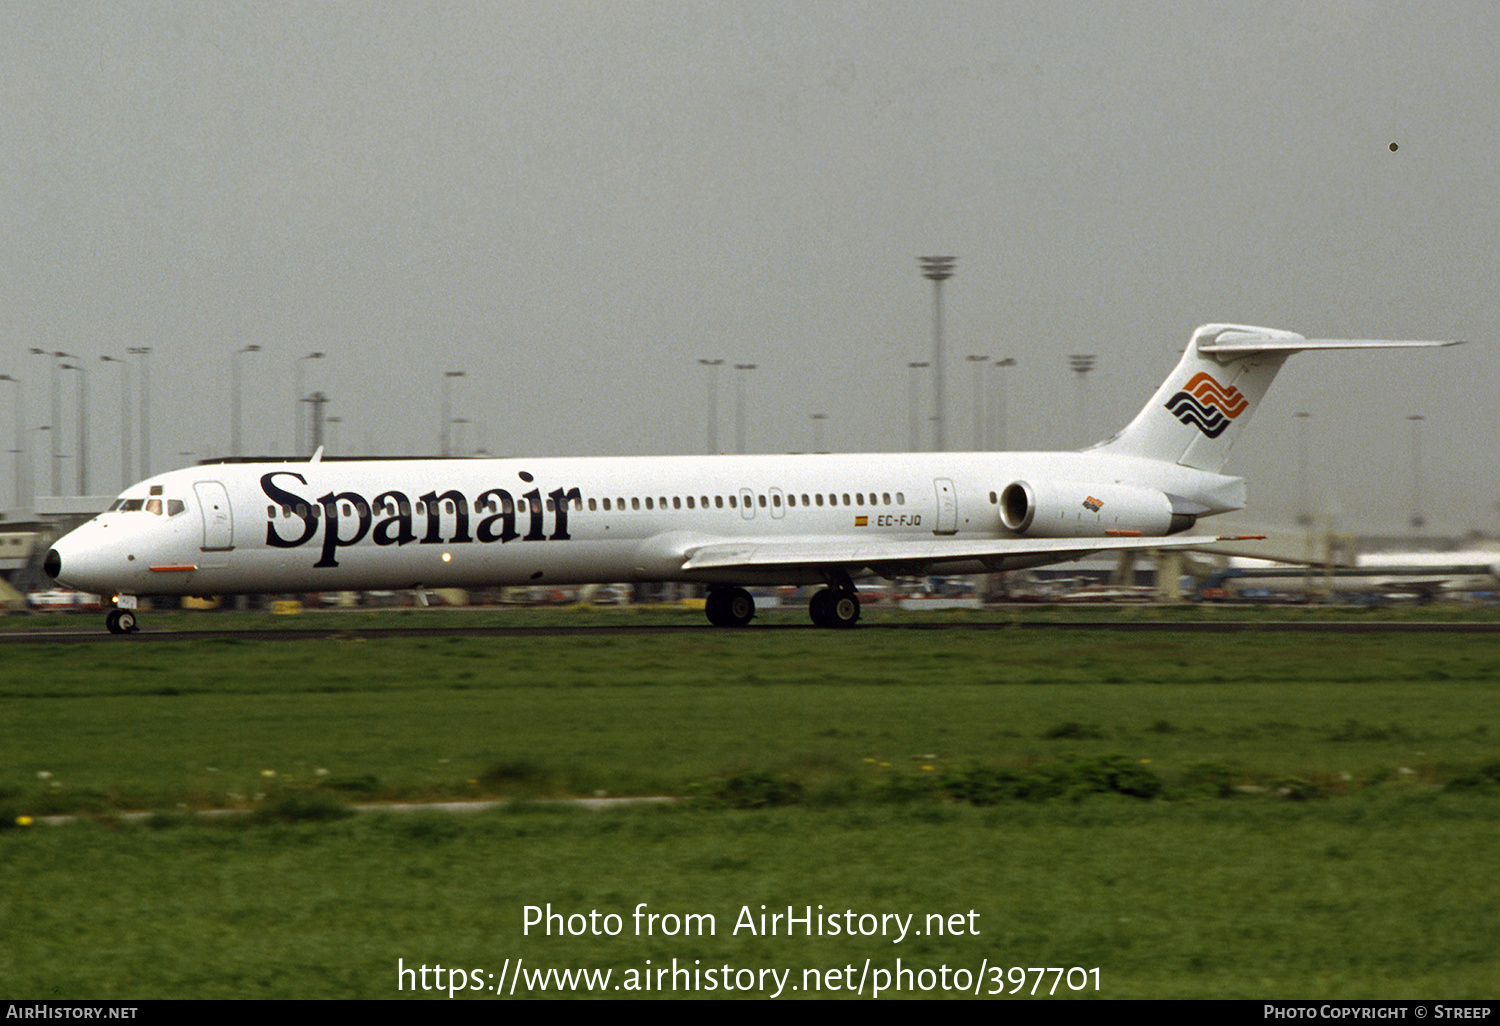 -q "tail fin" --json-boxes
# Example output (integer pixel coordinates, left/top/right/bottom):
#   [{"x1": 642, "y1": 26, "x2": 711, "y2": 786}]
[{"x1": 1097, "y1": 323, "x2": 1463, "y2": 473}]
